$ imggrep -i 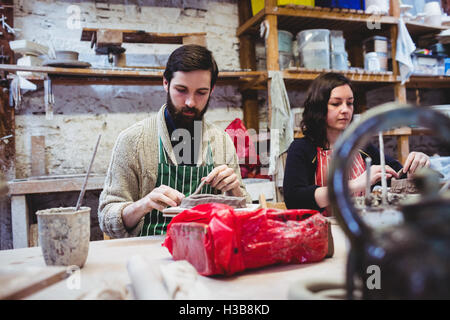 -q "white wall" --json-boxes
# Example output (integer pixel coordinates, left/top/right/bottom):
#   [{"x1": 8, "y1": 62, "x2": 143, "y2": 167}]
[{"x1": 13, "y1": 0, "x2": 242, "y2": 178}]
